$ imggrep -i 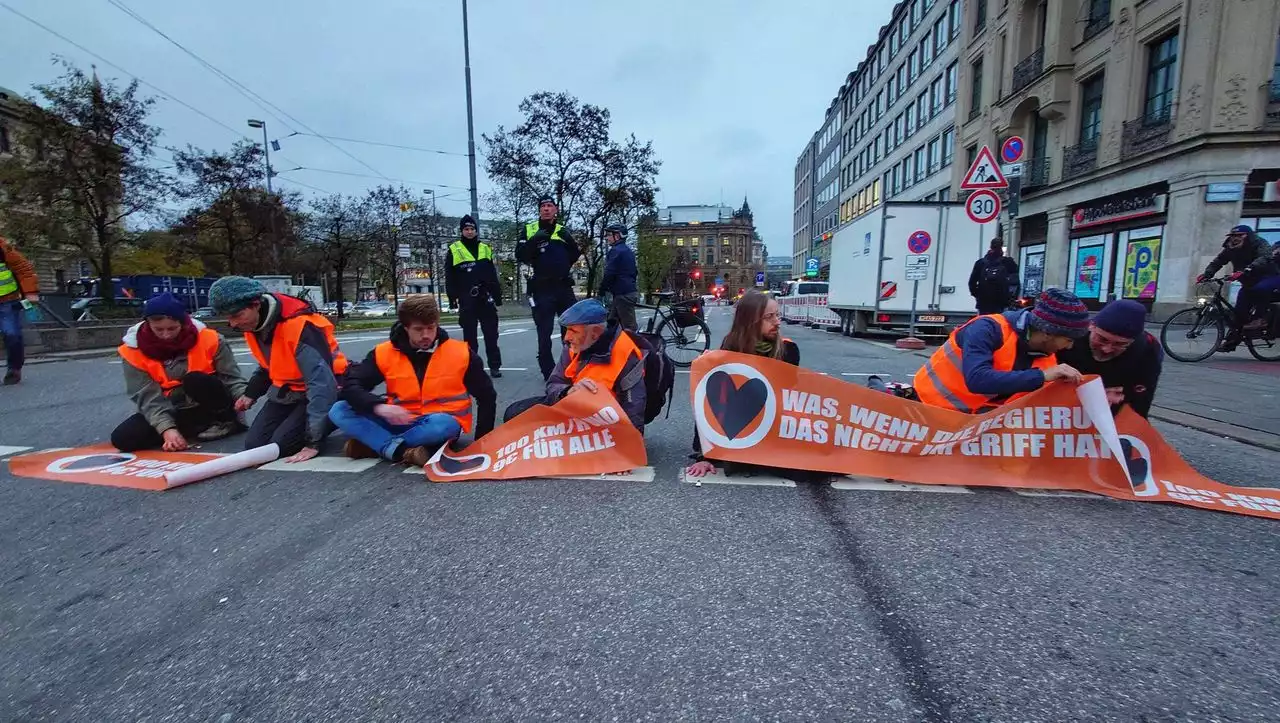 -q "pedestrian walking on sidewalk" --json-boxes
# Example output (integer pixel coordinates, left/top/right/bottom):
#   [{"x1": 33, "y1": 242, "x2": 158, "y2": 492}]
[
  {"x1": 111, "y1": 293, "x2": 247, "y2": 452},
  {"x1": 0, "y1": 236, "x2": 40, "y2": 386},
  {"x1": 598, "y1": 223, "x2": 639, "y2": 331},
  {"x1": 516, "y1": 195, "x2": 581, "y2": 380},
  {"x1": 969, "y1": 238, "x2": 1020, "y2": 315},
  {"x1": 446, "y1": 214, "x2": 504, "y2": 378}
]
